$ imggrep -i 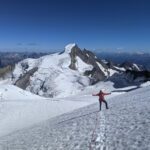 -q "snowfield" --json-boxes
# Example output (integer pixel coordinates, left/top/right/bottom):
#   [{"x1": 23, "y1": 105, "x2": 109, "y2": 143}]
[
  {"x1": 0, "y1": 84, "x2": 93, "y2": 138},
  {"x1": 0, "y1": 85, "x2": 44, "y2": 101},
  {"x1": 0, "y1": 85, "x2": 150, "y2": 150}
]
